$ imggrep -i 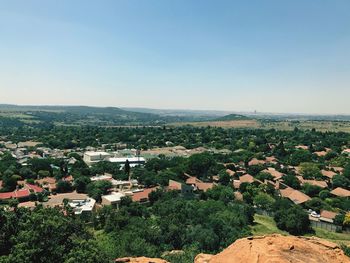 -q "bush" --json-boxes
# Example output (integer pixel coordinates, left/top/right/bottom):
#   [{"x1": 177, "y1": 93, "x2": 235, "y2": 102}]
[{"x1": 274, "y1": 205, "x2": 310, "y2": 235}]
